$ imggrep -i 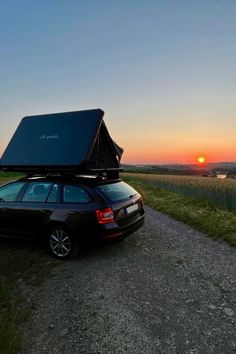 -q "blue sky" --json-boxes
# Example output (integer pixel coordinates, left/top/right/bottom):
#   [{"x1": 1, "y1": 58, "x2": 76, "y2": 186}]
[{"x1": 1, "y1": 1, "x2": 236, "y2": 163}]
